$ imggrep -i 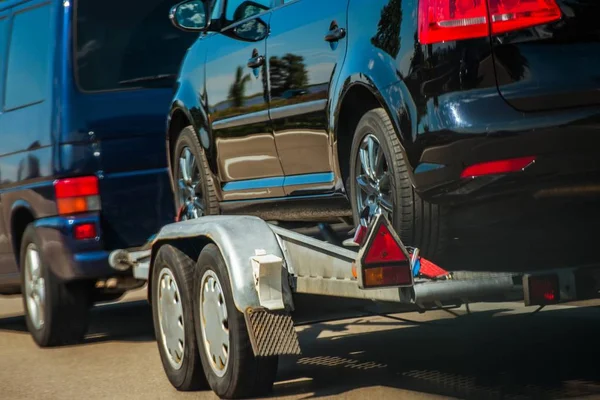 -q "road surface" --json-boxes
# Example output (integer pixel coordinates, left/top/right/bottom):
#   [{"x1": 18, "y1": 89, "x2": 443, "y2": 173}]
[{"x1": 1, "y1": 289, "x2": 600, "y2": 399}]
